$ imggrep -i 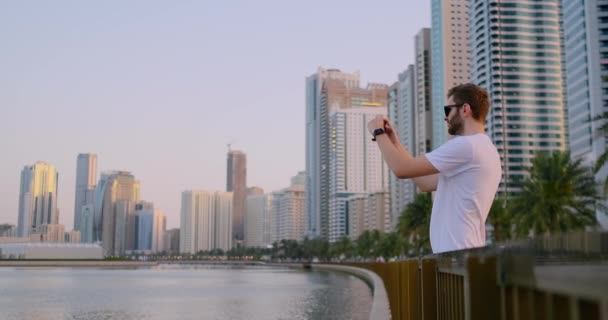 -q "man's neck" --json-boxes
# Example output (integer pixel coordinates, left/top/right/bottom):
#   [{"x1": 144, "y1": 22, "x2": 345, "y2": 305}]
[{"x1": 462, "y1": 121, "x2": 484, "y2": 136}]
